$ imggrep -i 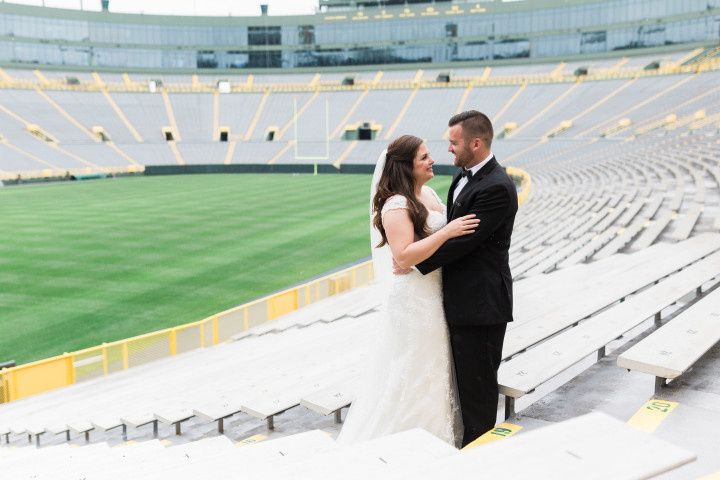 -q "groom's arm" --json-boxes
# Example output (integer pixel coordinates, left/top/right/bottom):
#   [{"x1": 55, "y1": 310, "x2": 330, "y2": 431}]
[{"x1": 416, "y1": 184, "x2": 511, "y2": 275}]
